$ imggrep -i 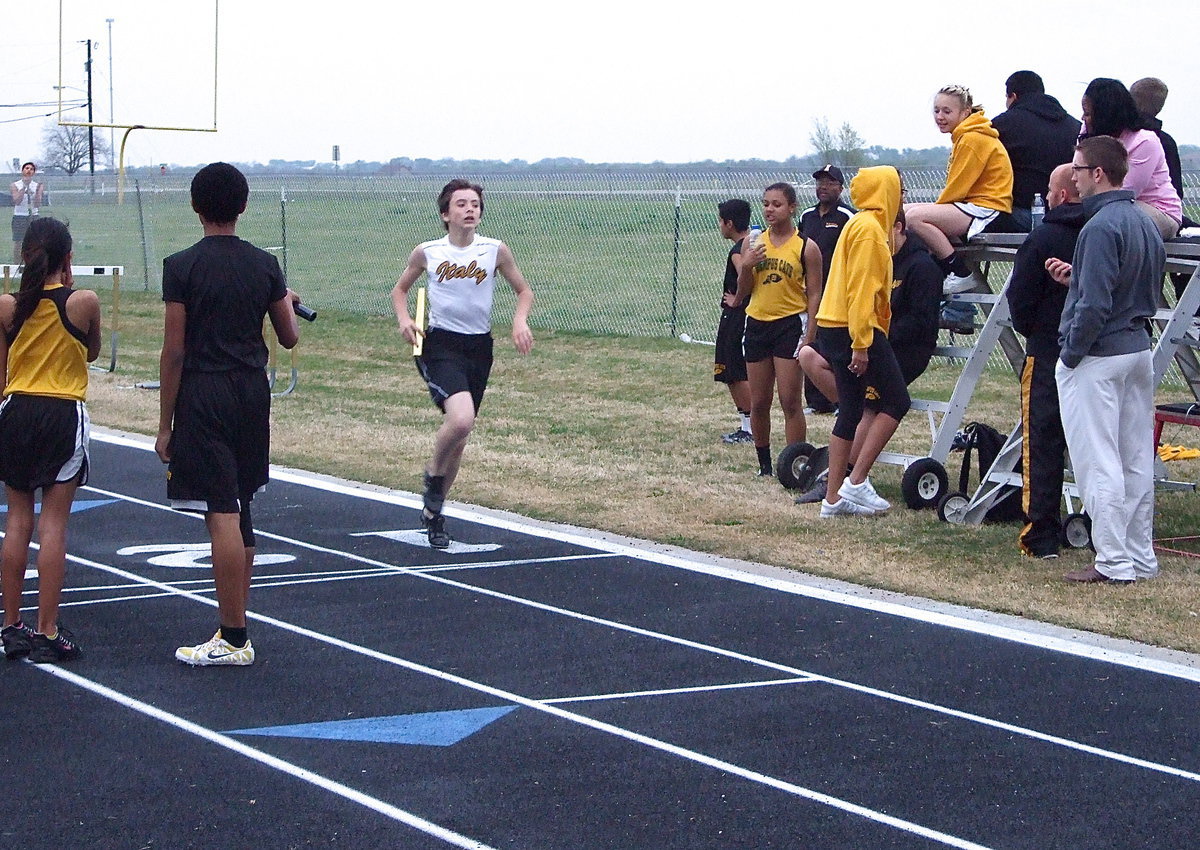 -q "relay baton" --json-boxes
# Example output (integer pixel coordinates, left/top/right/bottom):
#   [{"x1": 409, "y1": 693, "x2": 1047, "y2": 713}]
[{"x1": 412, "y1": 286, "x2": 426, "y2": 356}]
